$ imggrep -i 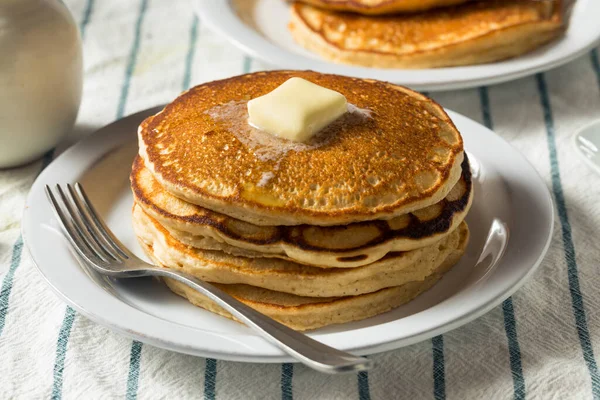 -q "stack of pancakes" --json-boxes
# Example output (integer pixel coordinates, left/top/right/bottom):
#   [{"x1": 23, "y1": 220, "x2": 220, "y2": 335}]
[
  {"x1": 288, "y1": 0, "x2": 573, "y2": 68},
  {"x1": 131, "y1": 70, "x2": 472, "y2": 331}
]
